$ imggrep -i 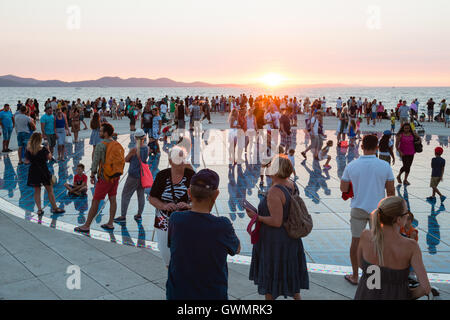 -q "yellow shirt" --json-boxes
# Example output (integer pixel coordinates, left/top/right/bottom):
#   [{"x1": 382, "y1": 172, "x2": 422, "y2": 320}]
[{"x1": 391, "y1": 116, "x2": 396, "y2": 125}]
